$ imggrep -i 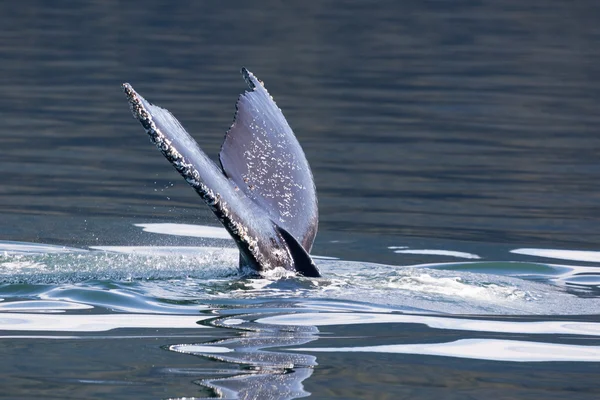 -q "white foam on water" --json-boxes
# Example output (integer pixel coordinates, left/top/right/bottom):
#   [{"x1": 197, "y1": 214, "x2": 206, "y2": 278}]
[
  {"x1": 0, "y1": 245, "x2": 239, "y2": 283},
  {"x1": 257, "y1": 267, "x2": 298, "y2": 280},
  {"x1": 292, "y1": 338, "x2": 600, "y2": 362},
  {"x1": 382, "y1": 272, "x2": 526, "y2": 301},
  {"x1": 295, "y1": 300, "x2": 403, "y2": 314},
  {"x1": 0, "y1": 260, "x2": 48, "y2": 272},
  {"x1": 90, "y1": 245, "x2": 237, "y2": 257}
]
